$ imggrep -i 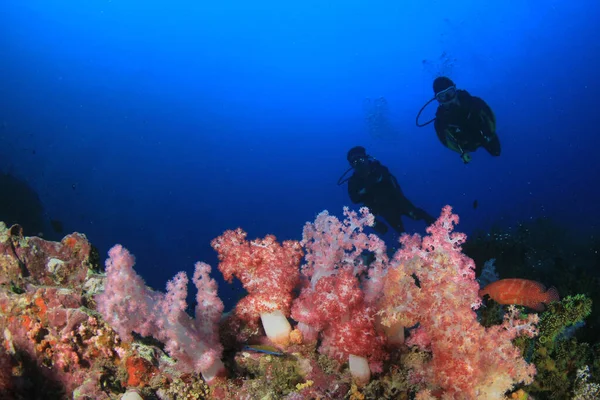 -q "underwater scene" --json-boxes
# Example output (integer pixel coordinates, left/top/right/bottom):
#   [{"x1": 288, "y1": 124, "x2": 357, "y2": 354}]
[{"x1": 1, "y1": 1, "x2": 599, "y2": 399}]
